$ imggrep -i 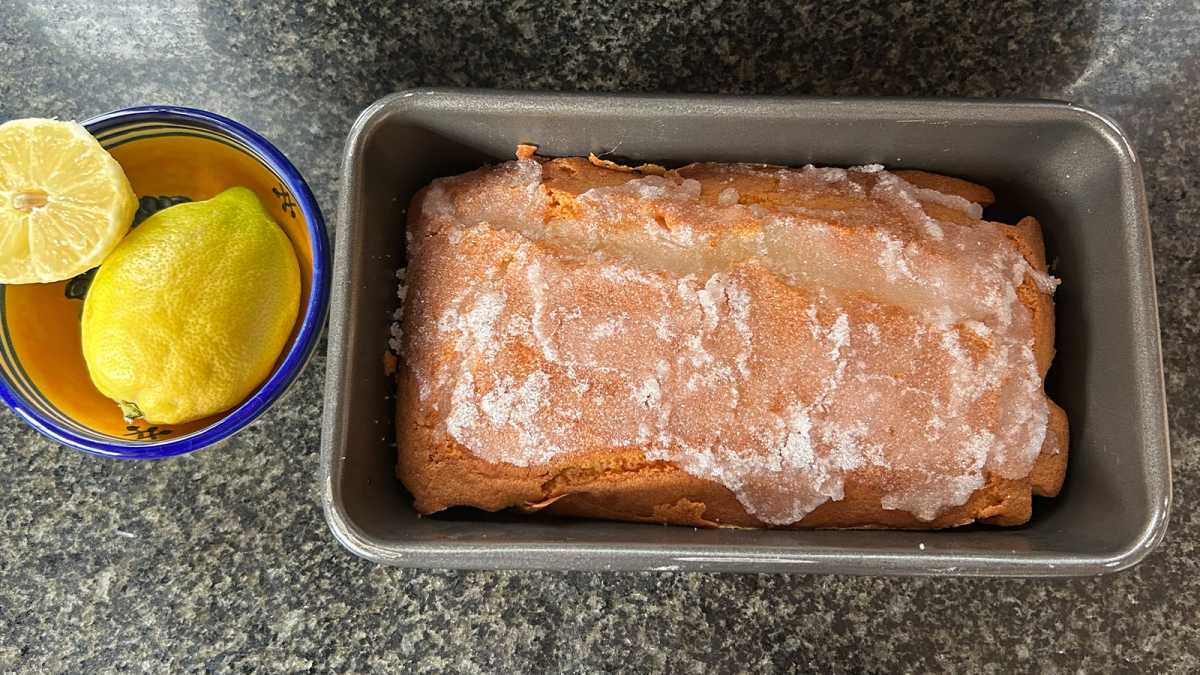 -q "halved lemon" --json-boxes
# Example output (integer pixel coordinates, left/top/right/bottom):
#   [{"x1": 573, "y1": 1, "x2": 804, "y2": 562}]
[{"x1": 0, "y1": 118, "x2": 136, "y2": 284}]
